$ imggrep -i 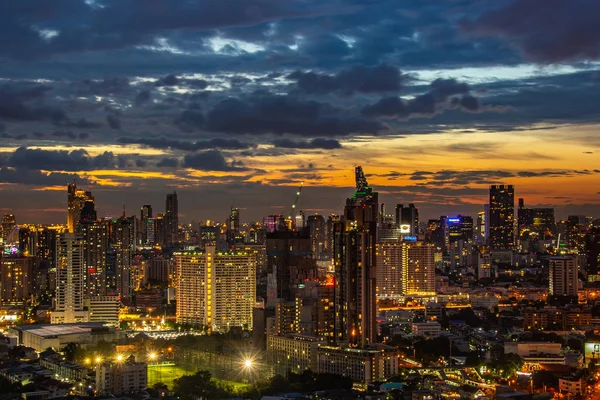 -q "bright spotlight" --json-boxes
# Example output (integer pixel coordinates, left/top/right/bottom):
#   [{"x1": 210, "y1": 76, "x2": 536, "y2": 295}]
[
  {"x1": 95, "y1": 356, "x2": 102, "y2": 364},
  {"x1": 244, "y1": 359, "x2": 252, "y2": 368},
  {"x1": 116, "y1": 354, "x2": 124, "y2": 362},
  {"x1": 148, "y1": 353, "x2": 157, "y2": 360}
]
